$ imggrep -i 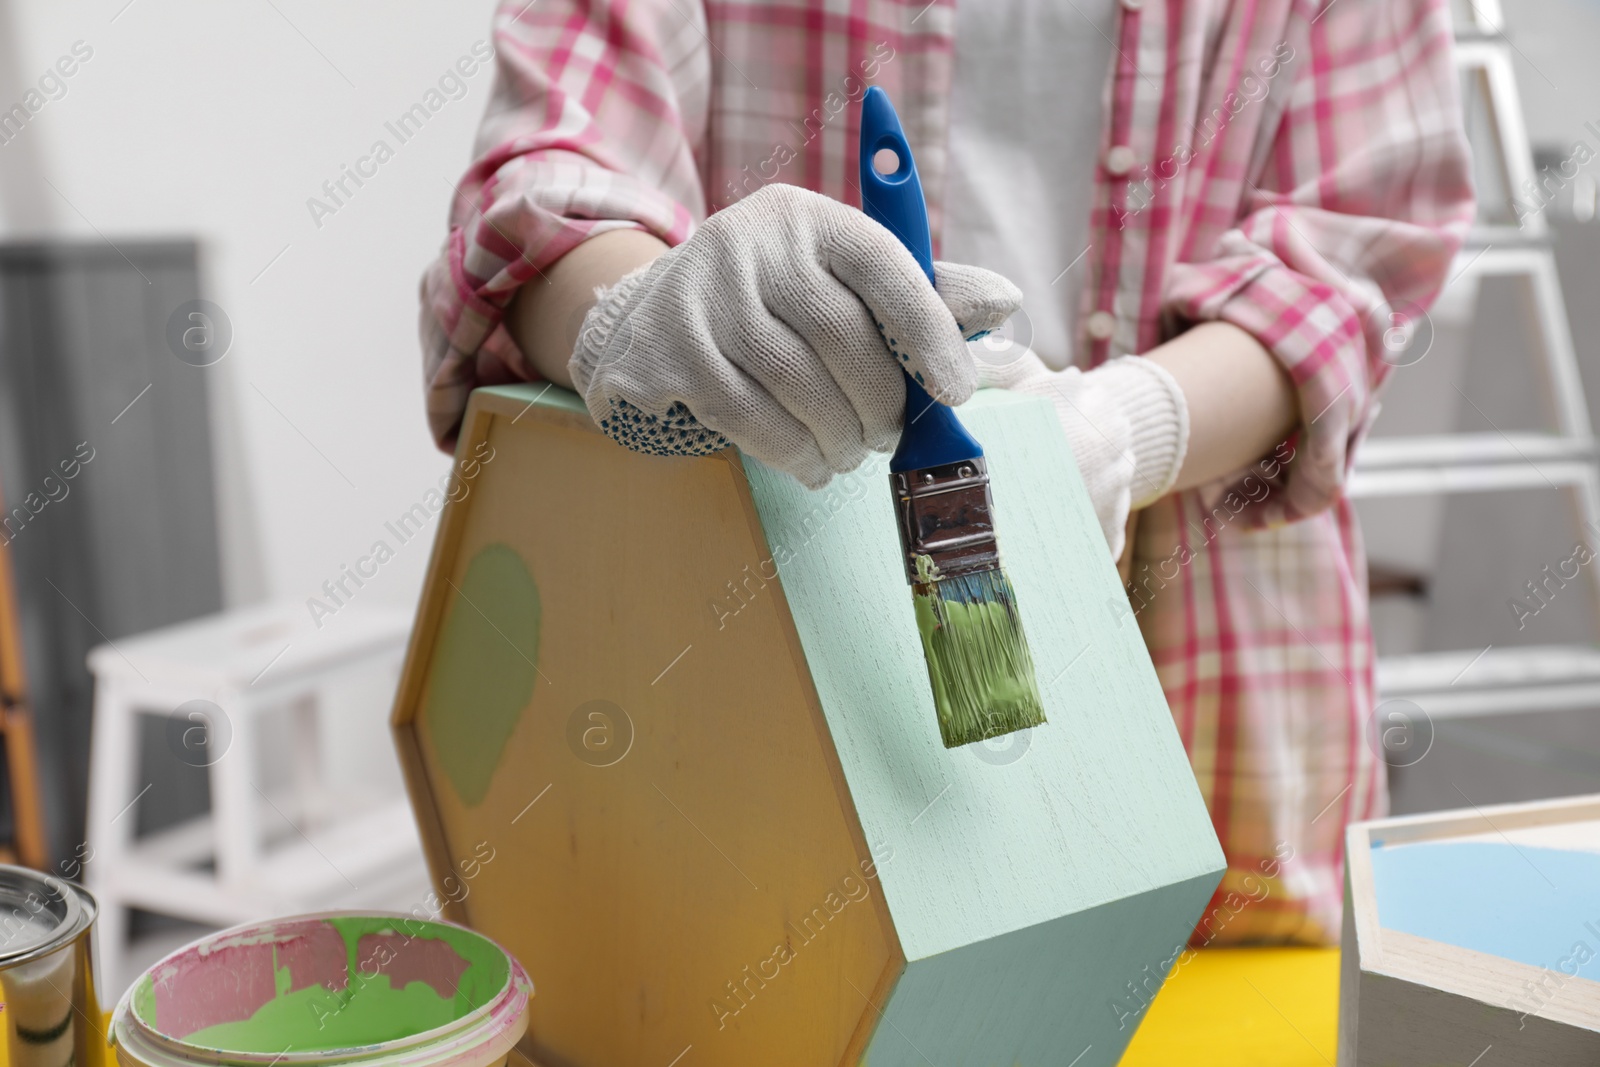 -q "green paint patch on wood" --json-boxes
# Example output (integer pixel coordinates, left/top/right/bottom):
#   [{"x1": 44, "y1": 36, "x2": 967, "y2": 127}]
[{"x1": 424, "y1": 542, "x2": 541, "y2": 806}]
